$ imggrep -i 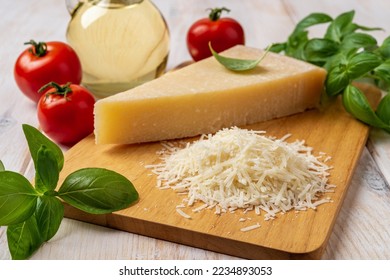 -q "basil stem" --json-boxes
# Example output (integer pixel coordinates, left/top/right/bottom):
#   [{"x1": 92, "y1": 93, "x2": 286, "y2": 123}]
[
  {"x1": 209, "y1": 42, "x2": 269, "y2": 71},
  {"x1": 58, "y1": 168, "x2": 139, "y2": 214},
  {"x1": 7, "y1": 215, "x2": 43, "y2": 260},
  {"x1": 0, "y1": 171, "x2": 39, "y2": 226}
]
